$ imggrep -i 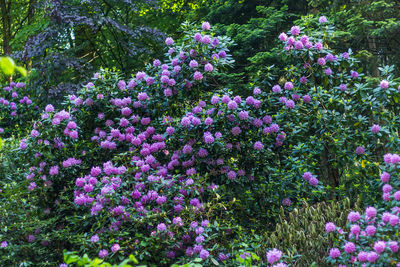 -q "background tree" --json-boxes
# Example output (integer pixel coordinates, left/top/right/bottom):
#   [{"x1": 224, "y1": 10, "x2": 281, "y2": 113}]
[
  {"x1": 308, "y1": 0, "x2": 400, "y2": 76},
  {"x1": 0, "y1": 0, "x2": 38, "y2": 55},
  {"x1": 187, "y1": 0, "x2": 310, "y2": 94}
]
